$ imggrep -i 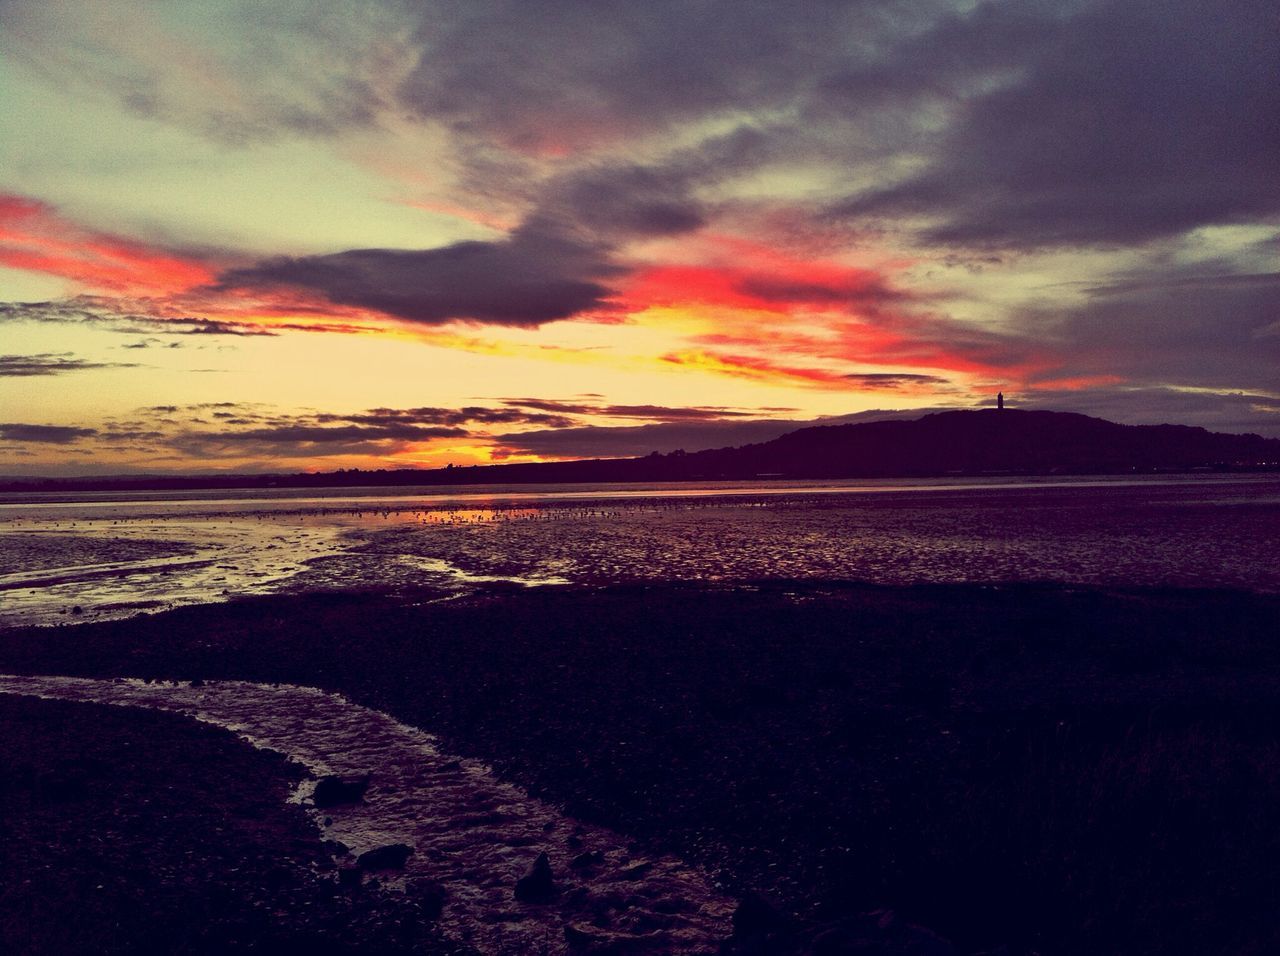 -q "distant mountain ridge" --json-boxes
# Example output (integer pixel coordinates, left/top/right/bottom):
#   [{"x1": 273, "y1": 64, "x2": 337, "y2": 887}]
[{"x1": 4, "y1": 409, "x2": 1278, "y2": 493}]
